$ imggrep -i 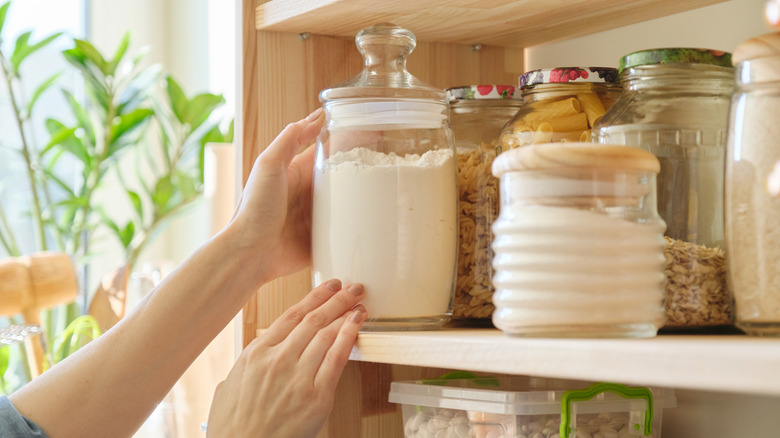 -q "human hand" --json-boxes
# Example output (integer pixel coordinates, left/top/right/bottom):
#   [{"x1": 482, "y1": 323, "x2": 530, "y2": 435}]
[
  {"x1": 226, "y1": 108, "x2": 324, "y2": 283},
  {"x1": 206, "y1": 279, "x2": 366, "y2": 438}
]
